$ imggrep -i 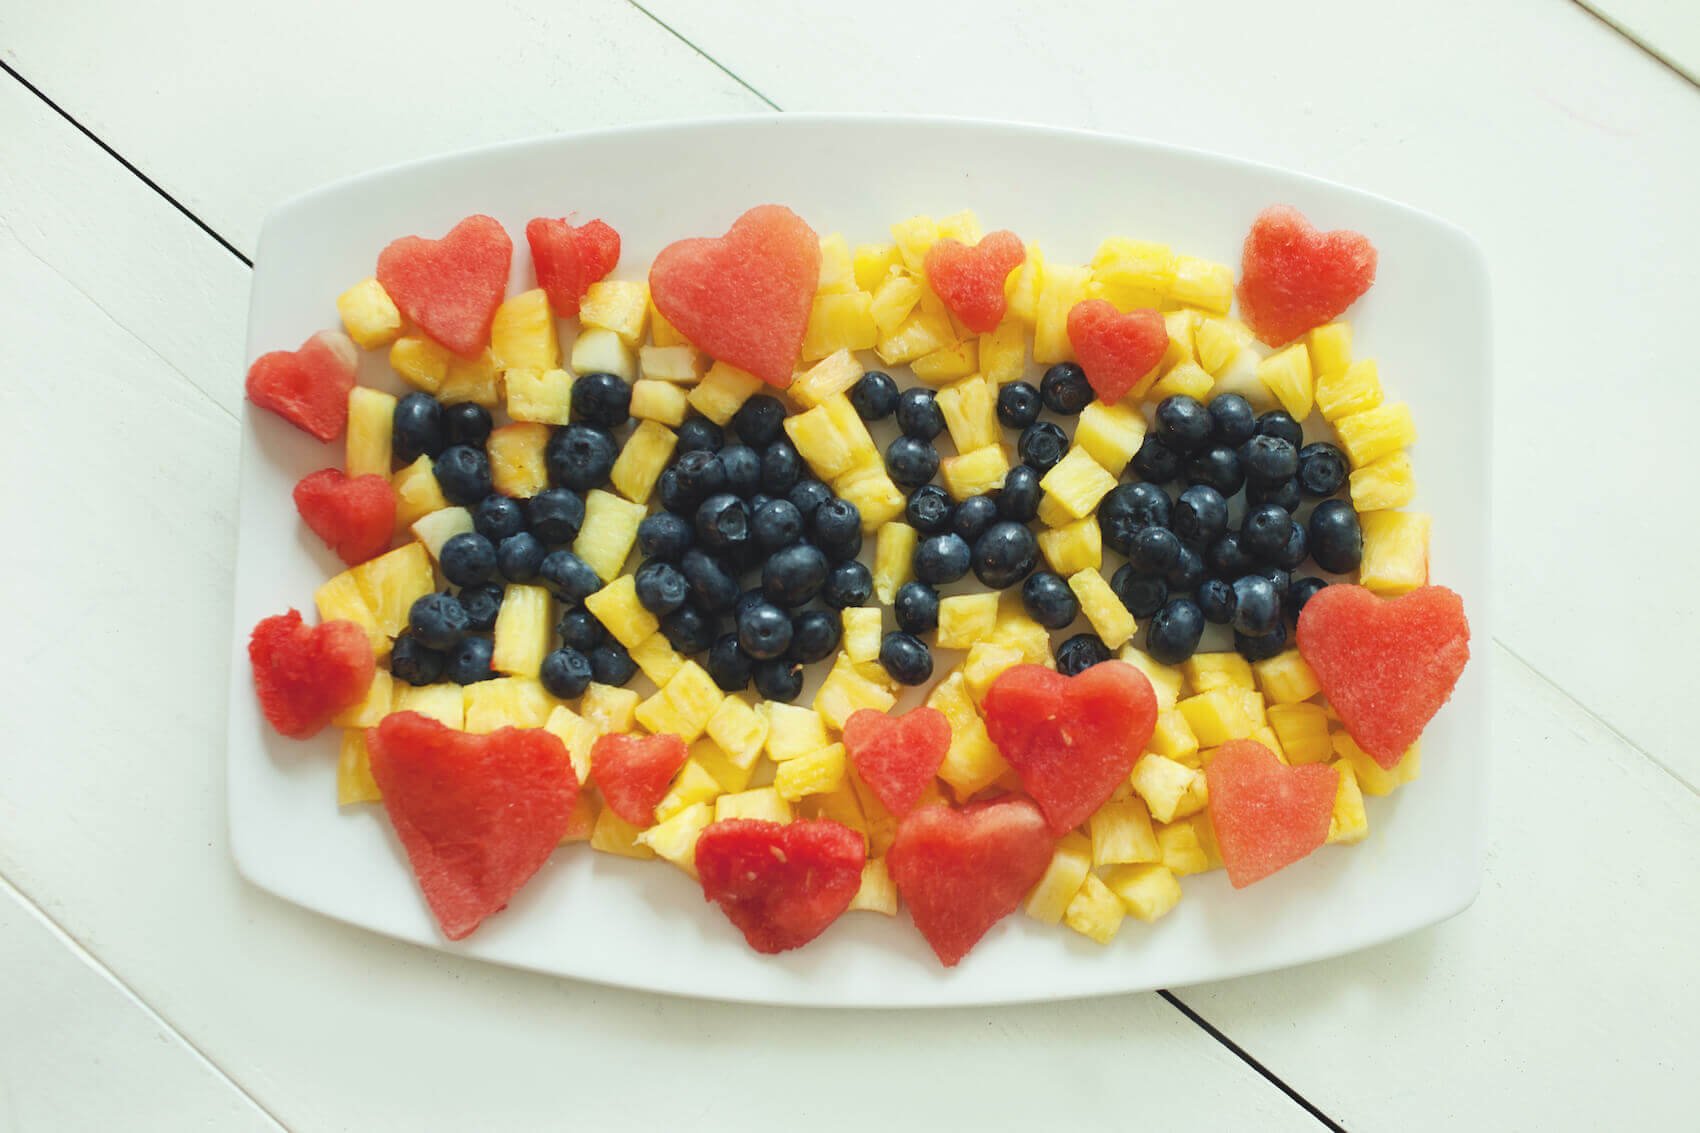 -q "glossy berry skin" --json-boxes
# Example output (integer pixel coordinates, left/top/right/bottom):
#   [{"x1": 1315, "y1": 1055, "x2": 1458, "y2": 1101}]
[
  {"x1": 733, "y1": 588, "x2": 767, "y2": 623},
  {"x1": 1309, "y1": 499, "x2": 1364, "y2": 573},
  {"x1": 705, "y1": 634, "x2": 755, "y2": 692},
  {"x1": 1155, "y1": 395, "x2": 1213, "y2": 453},
  {"x1": 1111, "y1": 564, "x2": 1167, "y2": 618},
  {"x1": 474, "y1": 494, "x2": 527, "y2": 542},
  {"x1": 1257, "y1": 565, "x2": 1291, "y2": 603},
  {"x1": 971, "y1": 521, "x2": 1039, "y2": 589},
  {"x1": 393, "y1": 393, "x2": 447, "y2": 463},
  {"x1": 1040, "y1": 363, "x2": 1094, "y2": 415},
  {"x1": 671, "y1": 450, "x2": 727, "y2": 507},
  {"x1": 952, "y1": 495, "x2": 999, "y2": 543},
  {"x1": 656, "y1": 467, "x2": 689, "y2": 514},
  {"x1": 787, "y1": 610, "x2": 841, "y2": 665},
  {"x1": 1022, "y1": 570, "x2": 1079, "y2": 629},
  {"x1": 446, "y1": 635, "x2": 497, "y2": 685},
  {"x1": 497, "y1": 532, "x2": 546, "y2": 583},
  {"x1": 1172, "y1": 484, "x2": 1229, "y2": 547},
  {"x1": 637, "y1": 511, "x2": 693, "y2": 561},
  {"x1": 1128, "y1": 526, "x2": 1183, "y2": 575},
  {"x1": 763, "y1": 544, "x2": 829, "y2": 608},
  {"x1": 539, "y1": 648, "x2": 593, "y2": 699},
  {"x1": 408, "y1": 592, "x2": 469, "y2": 650},
  {"x1": 1018, "y1": 422, "x2": 1068, "y2": 472},
  {"x1": 1234, "y1": 621, "x2": 1289, "y2": 662},
  {"x1": 1240, "y1": 503, "x2": 1293, "y2": 563},
  {"x1": 571, "y1": 372, "x2": 631, "y2": 428},
  {"x1": 537, "y1": 550, "x2": 601, "y2": 605},
  {"x1": 695, "y1": 494, "x2": 751, "y2": 556},
  {"x1": 390, "y1": 634, "x2": 446, "y2": 686},
  {"x1": 1208, "y1": 532, "x2": 1256, "y2": 581},
  {"x1": 1146, "y1": 599, "x2": 1205, "y2": 665},
  {"x1": 761, "y1": 440, "x2": 803, "y2": 495},
  {"x1": 434, "y1": 445, "x2": 493, "y2": 506},
  {"x1": 1099, "y1": 482, "x2": 1173, "y2": 556},
  {"x1": 1287, "y1": 575, "x2": 1329, "y2": 619},
  {"x1": 675, "y1": 416, "x2": 723, "y2": 455},
  {"x1": 894, "y1": 581, "x2": 941, "y2": 635},
  {"x1": 914, "y1": 533, "x2": 971, "y2": 585},
  {"x1": 1247, "y1": 475, "x2": 1302, "y2": 513},
  {"x1": 718, "y1": 445, "x2": 762, "y2": 498},
  {"x1": 443, "y1": 402, "x2": 492, "y2": 448},
  {"x1": 753, "y1": 659, "x2": 804, "y2": 703},
  {"x1": 661, "y1": 603, "x2": 718, "y2": 655},
  {"x1": 1239, "y1": 434, "x2": 1298, "y2": 486},
  {"x1": 905, "y1": 485, "x2": 954, "y2": 534},
  {"x1": 896, "y1": 388, "x2": 945, "y2": 440},
  {"x1": 733, "y1": 395, "x2": 786, "y2": 447},
  {"x1": 1274, "y1": 520, "x2": 1310, "y2": 571},
  {"x1": 545, "y1": 425, "x2": 616, "y2": 492},
  {"x1": 1167, "y1": 543, "x2": 1207, "y2": 591},
  {"x1": 748, "y1": 492, "x2": 775, "y2": 516},
  {"x1": 751, "y1": 499, "x2": 804, "y2": 552},
  {"x1": 880, "y1": 632, "x2": 933, "y2": 686},
  {"x1": 812, "y1": 498, "x2": 863, "y2": 560},
  {"x1": 1185, "y1": 445, "x2": 1244, "y2": 497},
  {"x1": 1256, "y1": 410, "x2": 1305, "y2": 449},
  {"x1": 526, "y1": 488, "x2": 584, "y2": 545},
  {"x1": 439, "y1": 532, "x2": 496, "y2": 587},
  {"x1": 1208, "y1": 393, "x2": 1256, "y2": 447},
  {"x1": 885, "y1": 436, "x2": 939, "y2": 489},
  {"x1": 557, "y1": 608, "x2": 605, "y2": 654},
  {"x1": 1054, "y1": 633, "x2": 1112, "y2": 677},
  {"x1": 999, "y1": 465, "x2": 1041, "y2": 522},
  {"x1": 590, "y1": 641, "x2": 638, "y2": 686},
  {"x1": 456, "y1": 584, "x2": 504, "y2": 633},
  {"x1": 822, "y1": 560, "x2": 873, "y2": 609},
  {"x1": 635, "y1": 559, "x2": 689, "y2": 616},
  {"x1": 850, "y1": 371, "x2": 899, "y2": 420},
  {"x1": 997, "y1": 381, "x2": 1043, "y2": 429},
  {"x1": 738, "y1": 602, "x2": 793, "y2": 661},
  {"x1": 1297, "y1": 442, "x2": 1349, "y2": 497},
  {"x1": 1231, "y1": 574, "x2": 1281, "y2": 637},
  {"x1": 1197, "y1": 578, "x2": 1236, "y2": 625},
  {"x1": 680, "y1": 548, "x2": 739, "y2": 613},
  {"x1": 787, "y1": 479, "x2": 832, "y2": 520},
  {"x1": 1130, "y1": 434, "x2": 1182, "y2": 483}
]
